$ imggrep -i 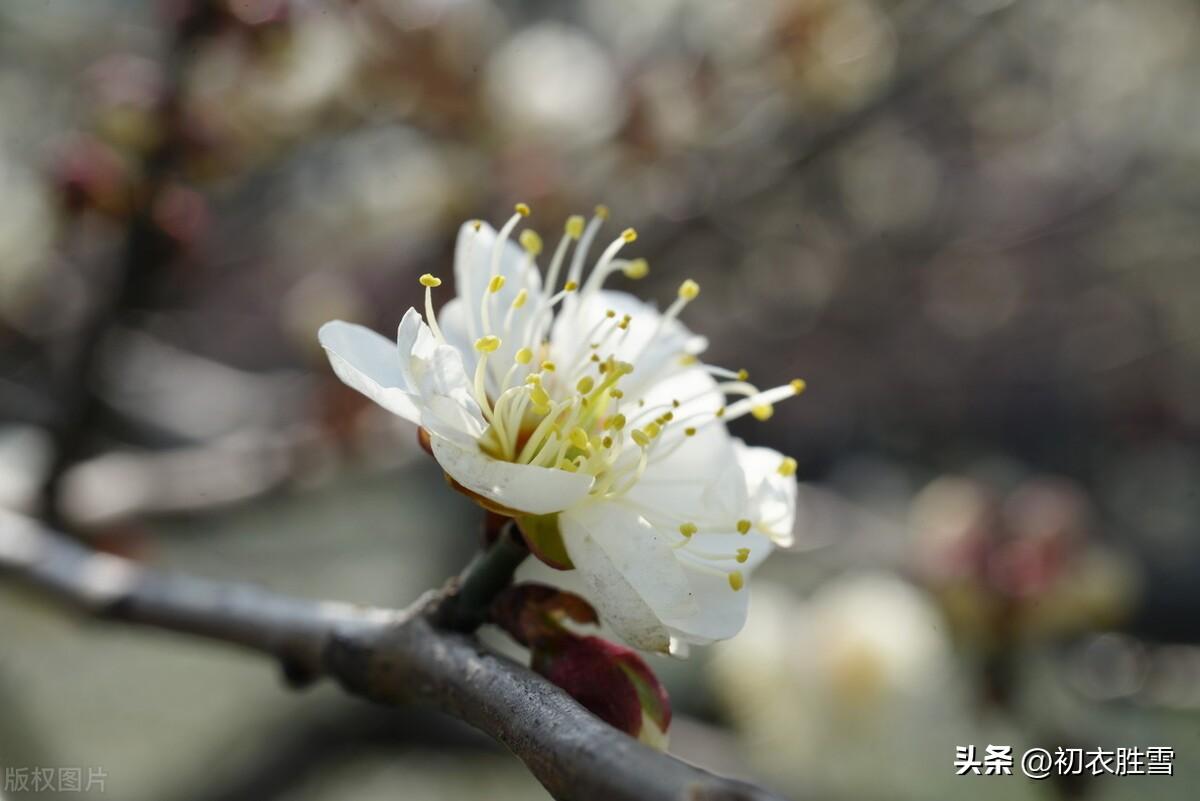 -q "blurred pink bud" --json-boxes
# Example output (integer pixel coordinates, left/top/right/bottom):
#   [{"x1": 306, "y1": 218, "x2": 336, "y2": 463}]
[
  {"x1": 50, "y1": 134, "x2": 130, "y2": 216},
  {"x1": 153, "y1": 184, "x2": 209, "y2": 246}
]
